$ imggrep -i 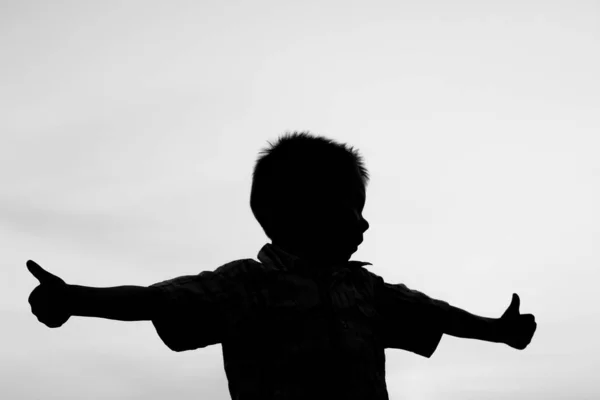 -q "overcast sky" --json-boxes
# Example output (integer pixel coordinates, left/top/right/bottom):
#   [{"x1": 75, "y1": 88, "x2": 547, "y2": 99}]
[{"x1": 3, "y1": 1, "x2": 599, "y2": 399}]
